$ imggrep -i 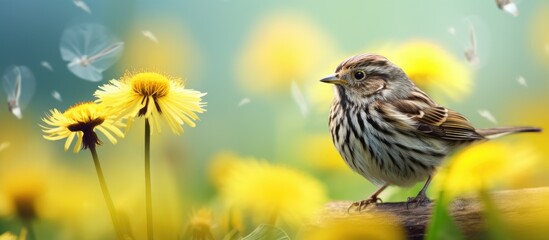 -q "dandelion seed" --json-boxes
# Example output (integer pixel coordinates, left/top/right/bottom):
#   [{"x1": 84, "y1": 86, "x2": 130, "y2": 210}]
[
  {"x1": 478, "y1": 109, "x2": 498, "y2": 124},
  {"x1": 243, "y1": 225, "x2": 290, "y2": 240},
  {"x1": 73, "y1": 0, "x2": 91, "y2": 14},
  {"x1": 60, "y1": 24, "x2": 124, "y2": 82},
  {"x1": 447, "y1": 27, "x2": 456, "y2": 35},
  {"x1": 516, "y1": 75, "x2": 527, "y2": 87},
  {"x1": 464, "y1": 22, "x2": 480, "y2": 67},
  {"x1": 2, "y1": 65, "x2": 35, "y2": 119},
  {"x1": 291, "y1": 81, "x2": 308, "y2": 117},
  {"x1": 51, "y1": 90, "x2": 62, "y2": 102},
  {"x1": 496, "y1": 0, "x2": 518, "y2": 17},
  {"x1": 141, "y1": 30, "x2": 159, "y2": 43},
  {"x1": 40, "y1": 61, "x2": 53, "y2": 71},
  {"x1": 237, "y1": 97, "x2": 251, "y2": 107}
]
